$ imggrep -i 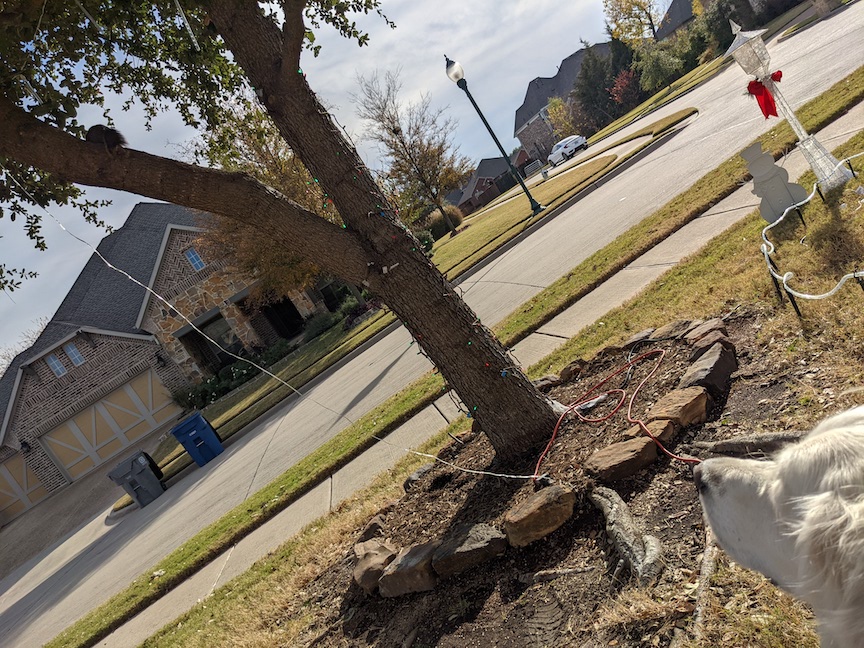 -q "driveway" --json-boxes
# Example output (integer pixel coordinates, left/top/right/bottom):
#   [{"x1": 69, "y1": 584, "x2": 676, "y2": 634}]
[{"x1": 1, "y1": 6, "x2": 862, "y2": 647}]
